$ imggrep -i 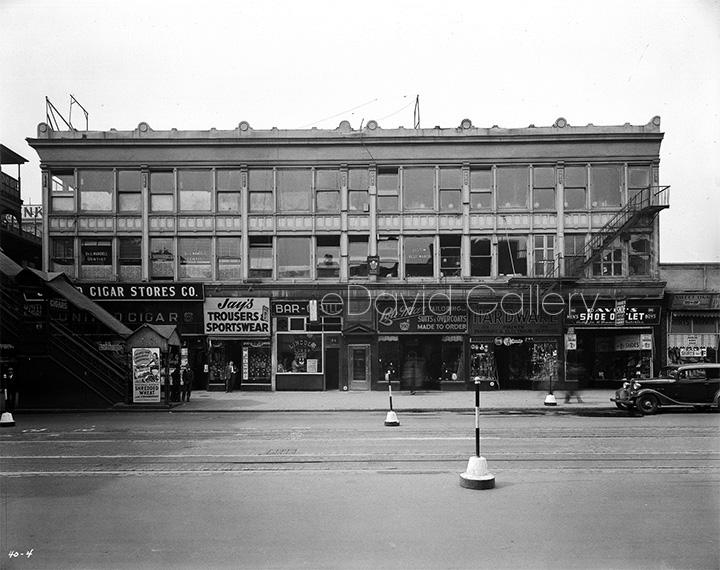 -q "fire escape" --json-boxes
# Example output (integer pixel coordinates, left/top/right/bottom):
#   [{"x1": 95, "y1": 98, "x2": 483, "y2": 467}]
[{"x1": 511, "y1": 184, "x2": 671, "y2": 293}]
